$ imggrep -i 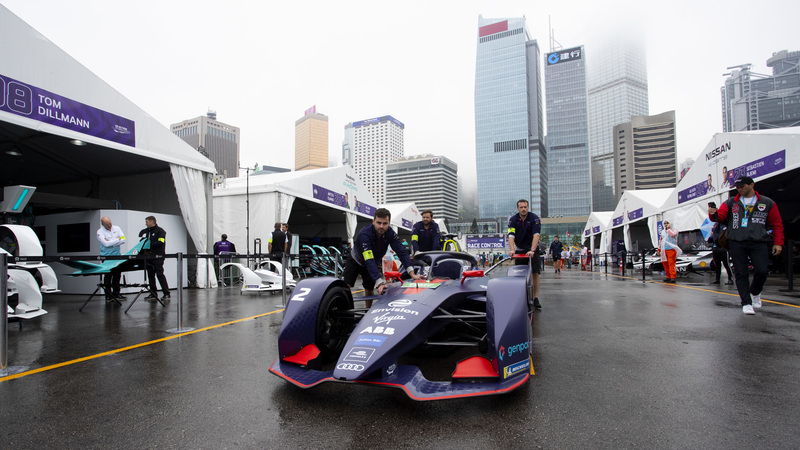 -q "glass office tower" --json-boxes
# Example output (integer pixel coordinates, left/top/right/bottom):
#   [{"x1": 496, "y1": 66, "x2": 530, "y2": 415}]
[
  {"x1": 545, "y1": 45, "x2": 591, "y2": 217},
  {"x1": 721, "y1": 49, "x2": 800, "y2": 132},
  {"x1": 475, "y1": 15, "x2": 547, "y2": 219},
  {"x1": 588, "y1": 38, "x2": 649, "y2": 211}
]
